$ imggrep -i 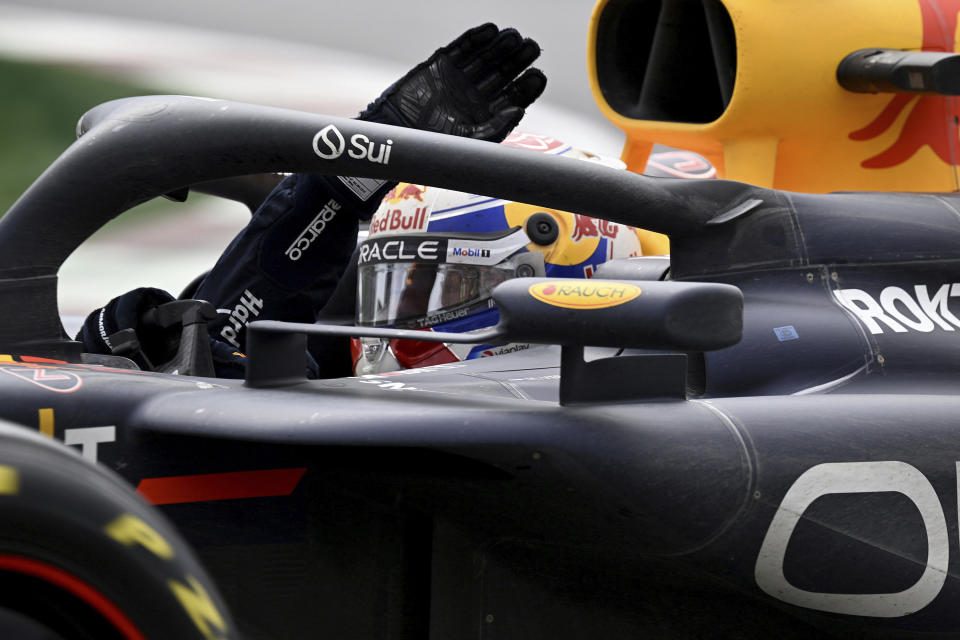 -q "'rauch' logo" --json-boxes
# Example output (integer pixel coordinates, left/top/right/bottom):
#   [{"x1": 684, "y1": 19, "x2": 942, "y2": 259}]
[{"x1": 528, "y1": 281, "x2": 642, "y2": 310}]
